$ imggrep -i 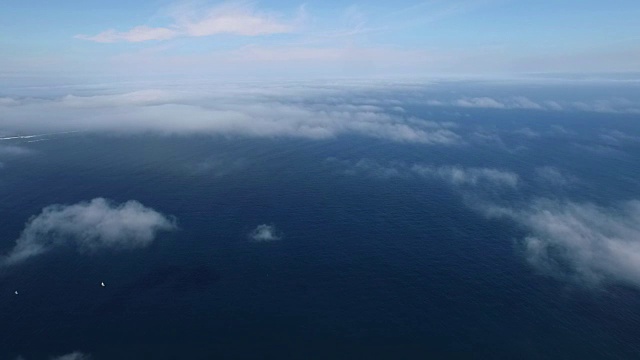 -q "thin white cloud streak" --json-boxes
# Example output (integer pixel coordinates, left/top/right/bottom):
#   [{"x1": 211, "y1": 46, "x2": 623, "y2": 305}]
[
  {"x1": 249, "y1": 224, "x2": 281, "y2": 242},
  {"x1": 412, "y1": 165, "x2": 519, "y2": 188},
  {"x1": 1, "y1": 198, "x2": 177, "y2": 266},
  {"x1": 429, "y1": 96, "x2": 640, "y2": 114},
  {"x1": 331, "y1": 158, "x2": 519, "y2": 188},
  {"x1": 75, "y1": 2, "x2": 297, "y2": 43},
  {"x1": 600, "y1": 129, "x2": 640, "y2": 145},
  {"x1": 534, "y1": 166, "x2": 574, "y2": 187},
  {"x1": 0, "y1": 145, "x2": 33, "y2": 156},
  {"x1": 0, "y1": 89, "x2": 461, "y2": 145},
  {"x1": 76, "y1": 26, "x2": 178, "y2": 43},
  {"x1": 481, "y1": 199, "x2": 640, "y2": 288},
  {"x1": 51, "y1": 352, "x2": 91, "y2": 360},
  {"x1": 513, "y1": 127, "x2": 539, "y2": 138}
]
